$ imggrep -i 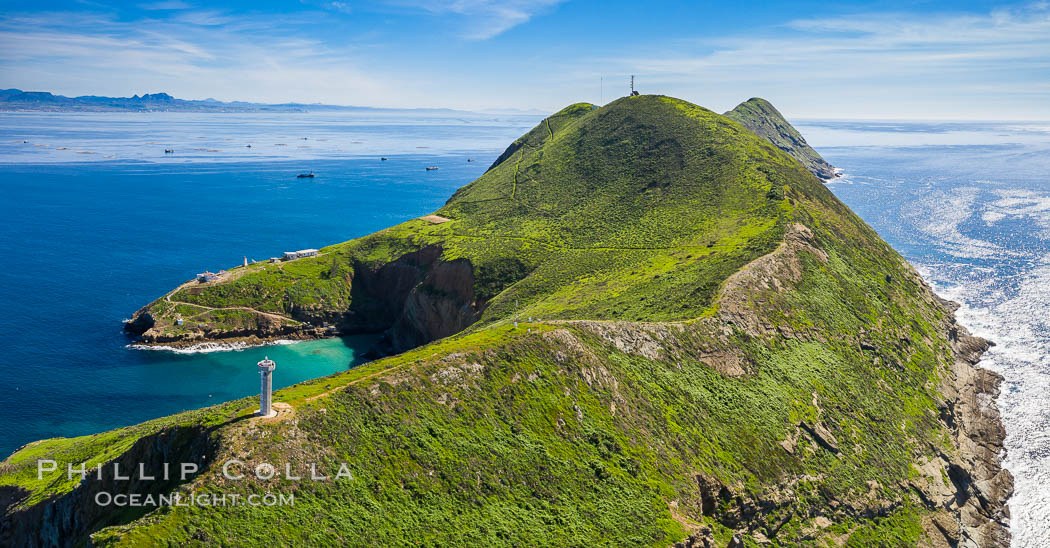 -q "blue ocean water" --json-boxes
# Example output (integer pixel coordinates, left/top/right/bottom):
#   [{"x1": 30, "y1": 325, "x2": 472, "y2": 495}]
[
  {"x1": 0, "y1": 111, "x2": 539, "y2": 458},
  {"x1": 2, "y1": 112, "x2": 1049, "y2": 544}
]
